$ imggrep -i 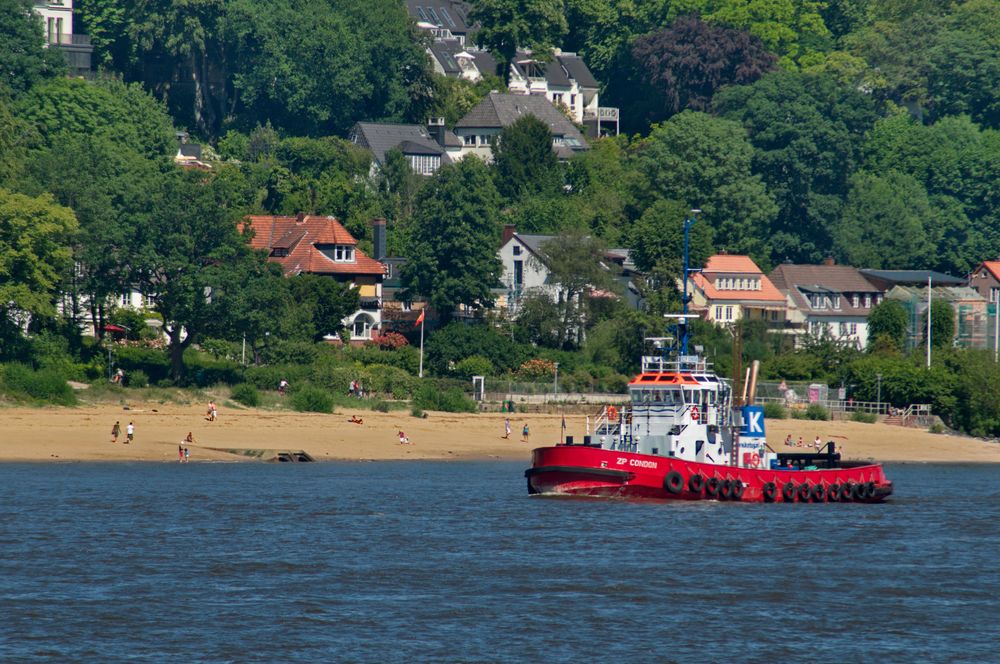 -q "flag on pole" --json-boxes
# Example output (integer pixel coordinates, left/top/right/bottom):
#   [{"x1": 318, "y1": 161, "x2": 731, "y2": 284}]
[{"x1": 414, "y1": 309, "x2": 425, "y2": 327}]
